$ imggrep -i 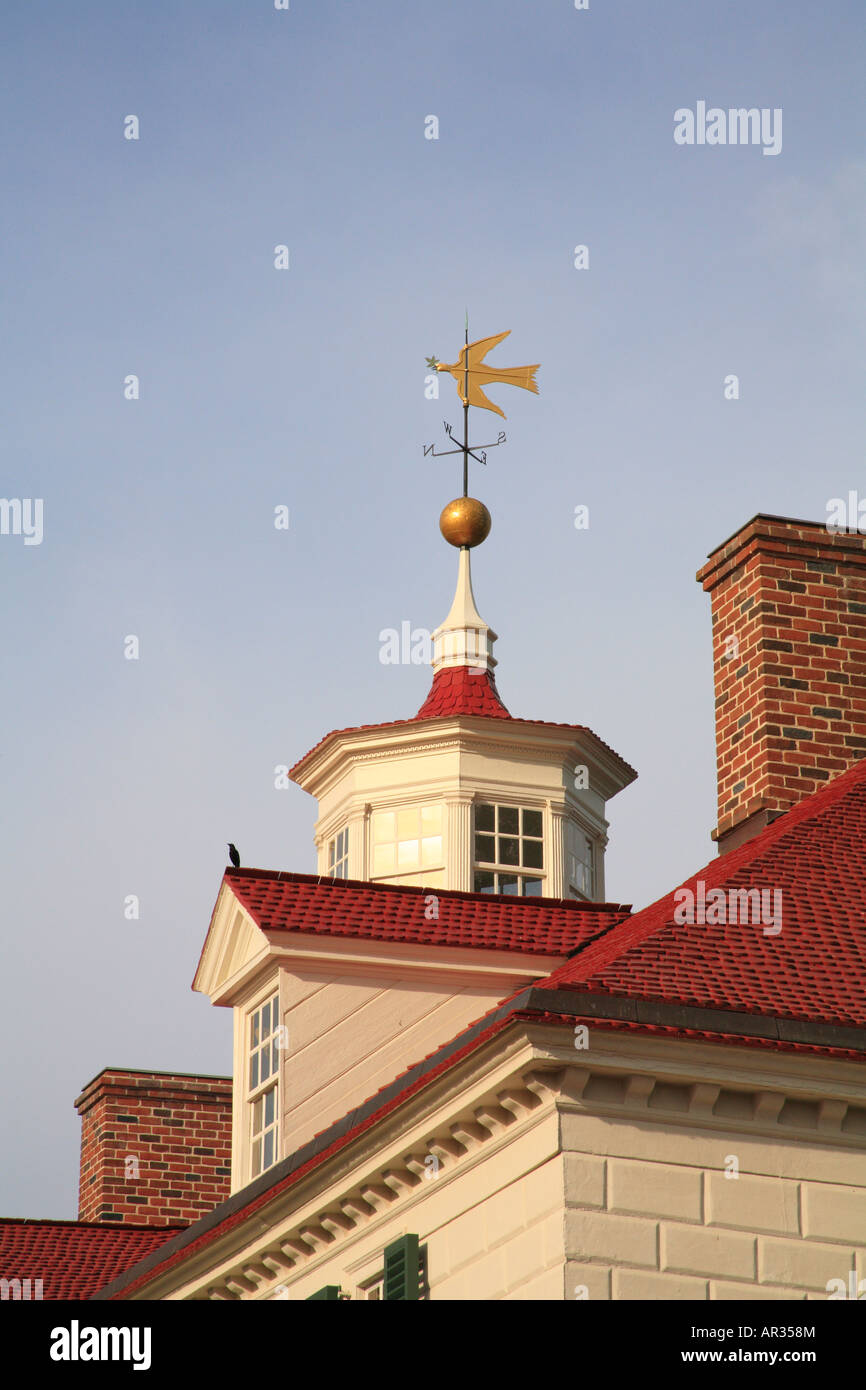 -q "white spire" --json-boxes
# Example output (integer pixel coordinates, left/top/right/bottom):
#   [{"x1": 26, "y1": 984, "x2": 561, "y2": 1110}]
[{"x1": 430, "y1": 548, "x2": 498, "y2": 675}]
